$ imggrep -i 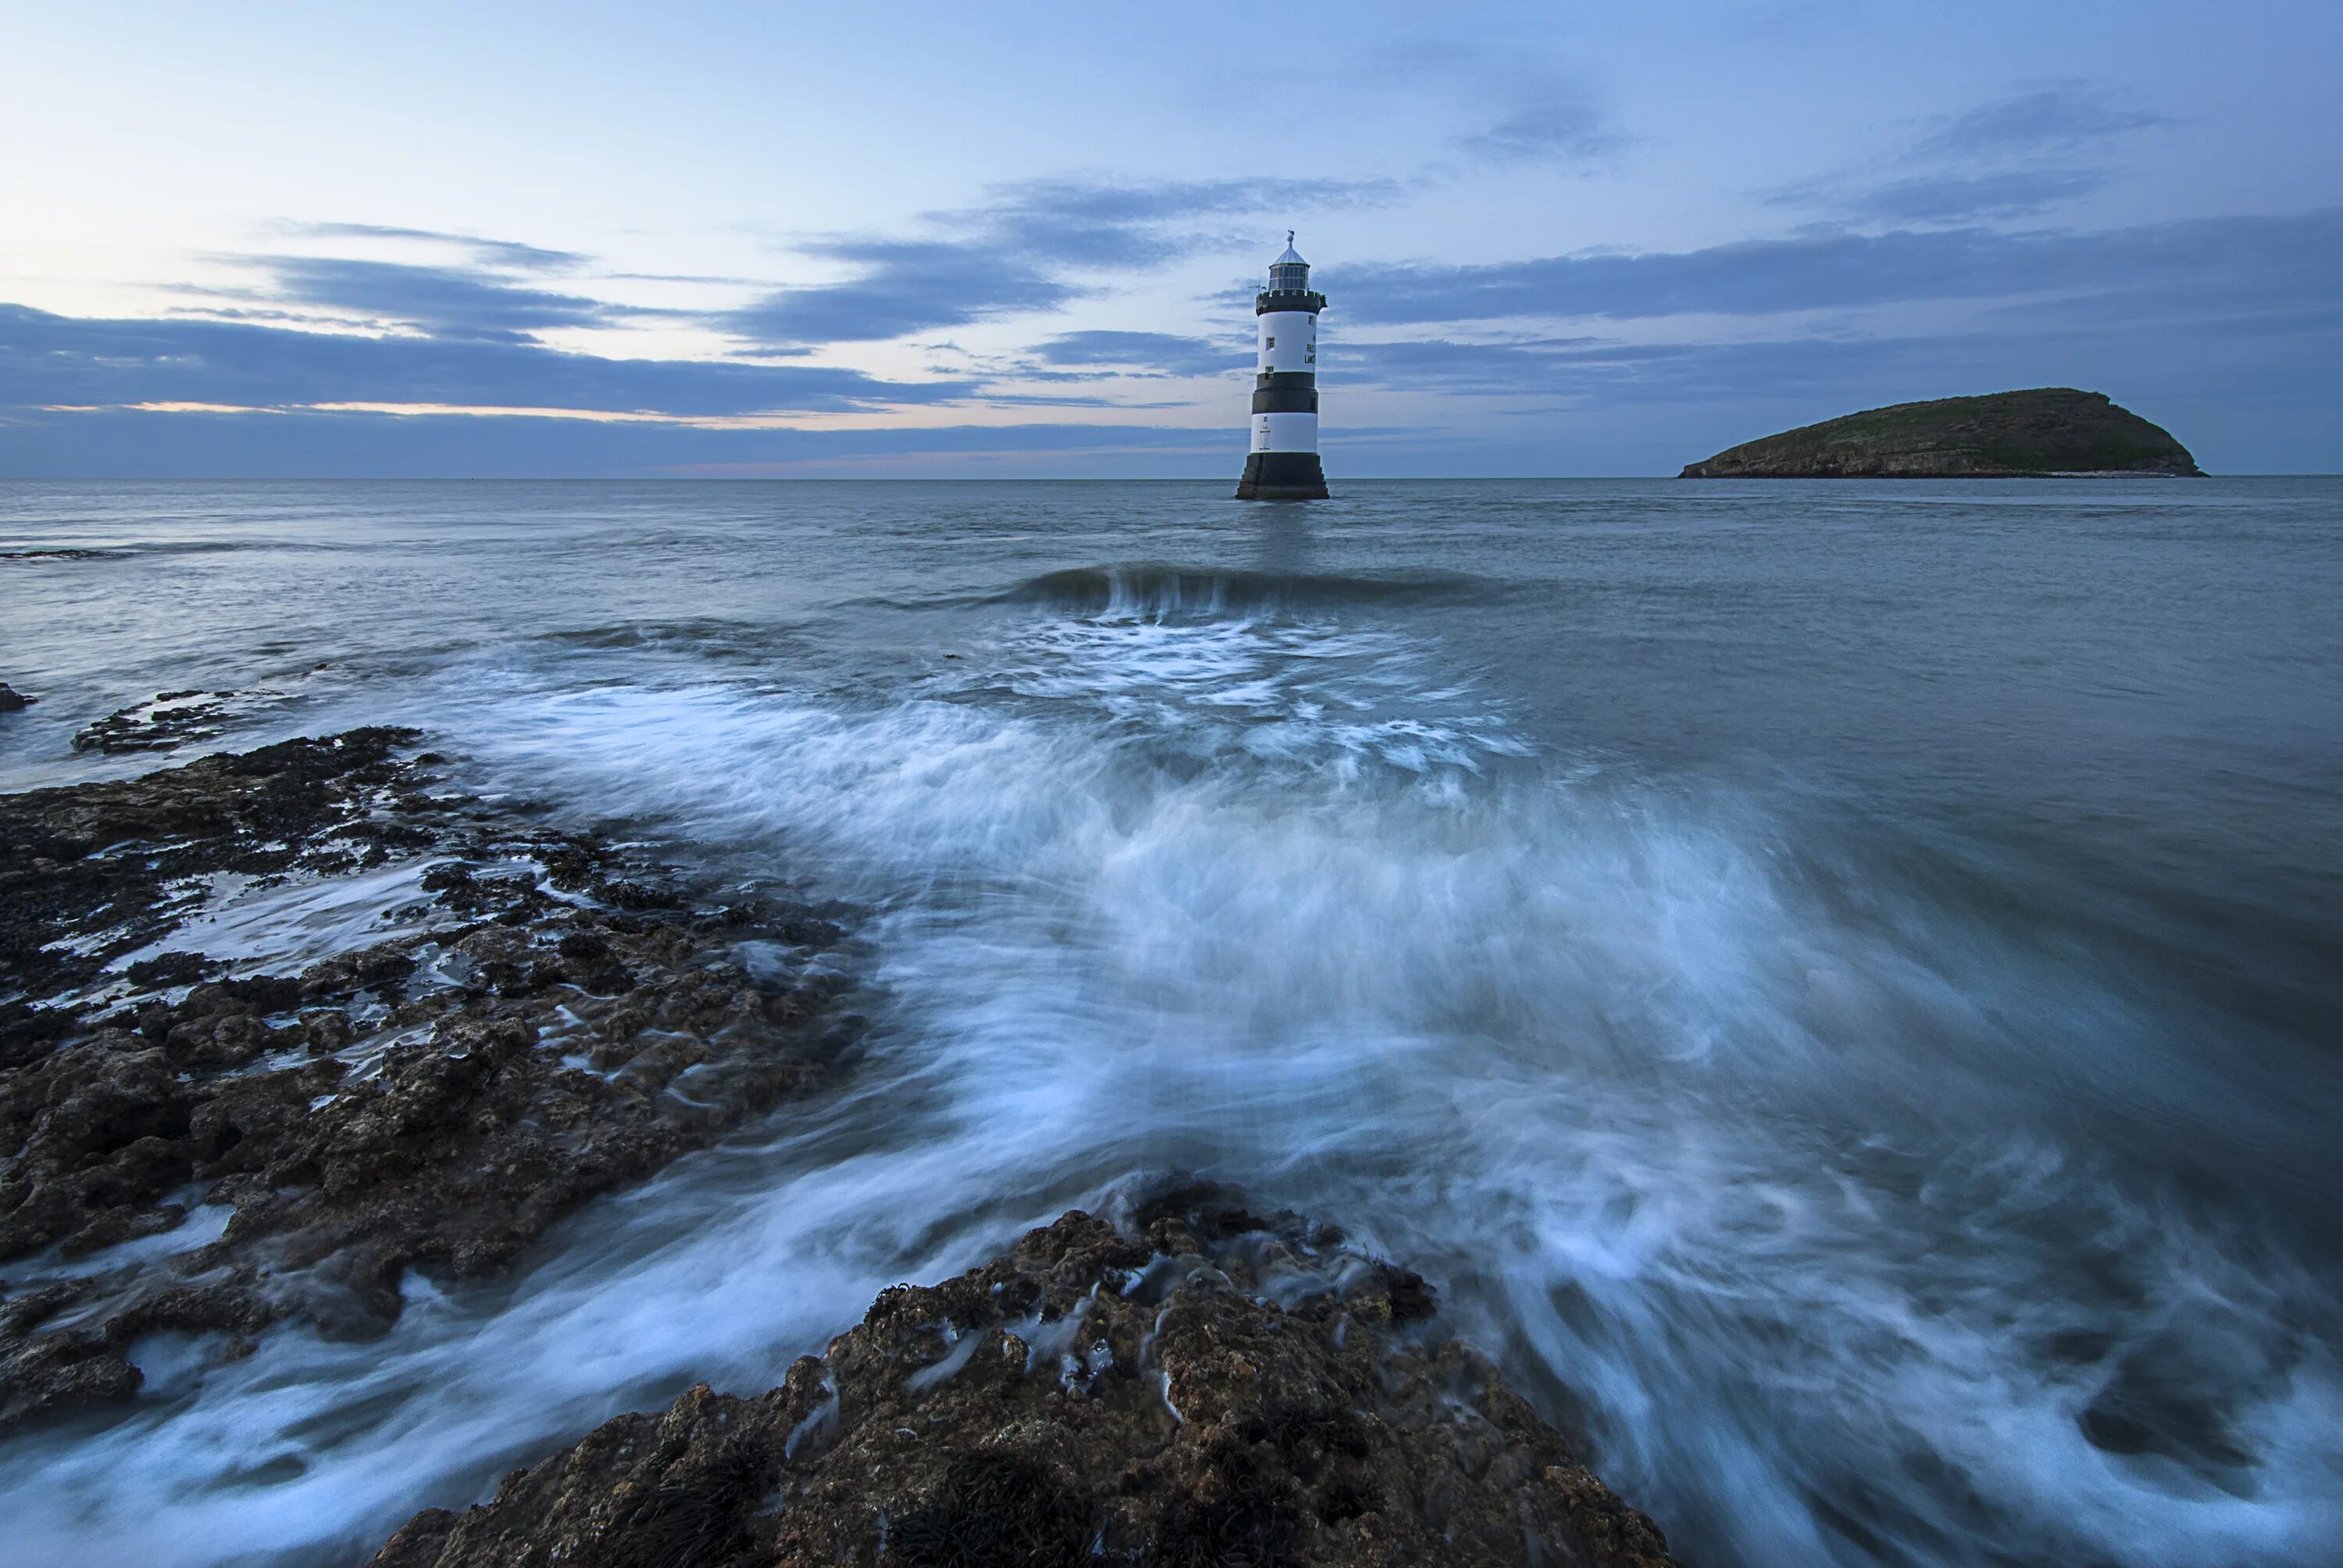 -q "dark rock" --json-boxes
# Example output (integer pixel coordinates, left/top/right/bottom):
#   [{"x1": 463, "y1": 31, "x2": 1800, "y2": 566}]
[
  {"x1": 123, "y1": 952, "x2": 219, "y2": 990},
  {"x1": 0, "y1": 729, "x2": 857, "y2": 1434},
  {"x1": 1680, "y1": 387, "x2": 2206, "y2": 478},
  {"x1": 300, "y1": 948, "x2": 418, "y2": 1000},
  {"x1": 0, "y1": 683, "x2": 30, "y2": 712},
  {"x1": 1, "y1": 1314, "x2": 144, "y2": 1428},
  {"x1": 364, "y1": 1206, "x2": 1677, "y2": 1568},
  {"x1": 1, "y1": 728, "x2": 423, "y2": 1012},
  {"x1": 0, "y1": 1032, "x2": 197, "y2": 1260},
  {"x1": 70, "y1": 690, "x2": 240, "y2": 754}
]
